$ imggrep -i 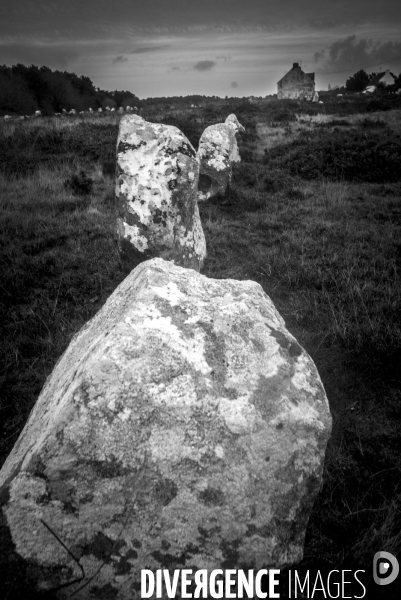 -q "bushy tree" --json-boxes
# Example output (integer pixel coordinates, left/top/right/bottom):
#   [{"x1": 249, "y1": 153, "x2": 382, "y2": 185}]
[
  {"x1": 345, "y1": 70, "x2": 370, "y2": 92},
  {"x1": 0, "y1": 66, "x2": 38, "y2": 114},
  {"x1": 388, "y1": 72, "x2": 401, "y2": 91}
]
